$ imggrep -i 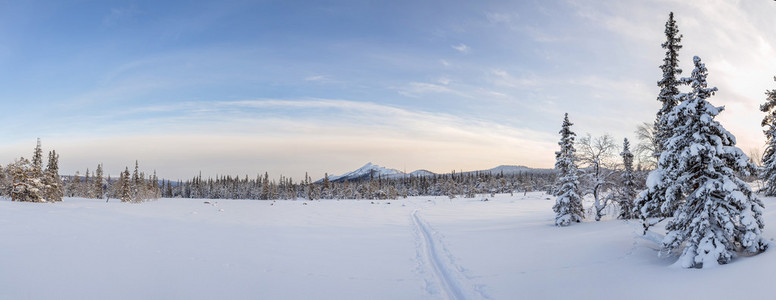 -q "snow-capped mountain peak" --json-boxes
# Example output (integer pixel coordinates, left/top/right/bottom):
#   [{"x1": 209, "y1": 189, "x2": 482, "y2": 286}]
[{"x1": 326, "y1": 162, "x2": 403, "y2": 182}]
